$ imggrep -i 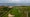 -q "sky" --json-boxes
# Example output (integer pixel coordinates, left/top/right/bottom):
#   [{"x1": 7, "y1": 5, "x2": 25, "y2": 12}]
[{"x1": 0, "y1": 0, "x2": 30, "y2": 3}]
